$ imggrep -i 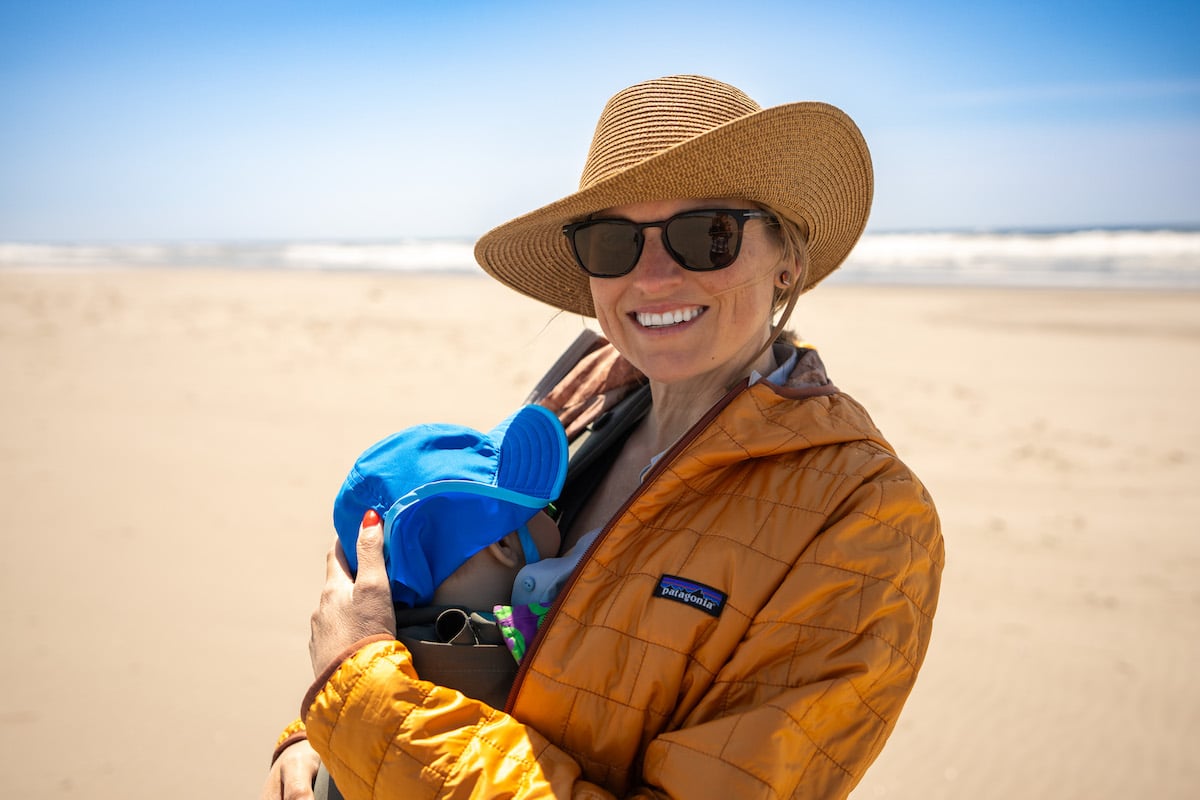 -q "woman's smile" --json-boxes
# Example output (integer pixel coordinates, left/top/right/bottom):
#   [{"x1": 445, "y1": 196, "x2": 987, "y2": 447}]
[{"x1": 632, "y1": 305, "x2": 706, "y2": 329}]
